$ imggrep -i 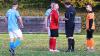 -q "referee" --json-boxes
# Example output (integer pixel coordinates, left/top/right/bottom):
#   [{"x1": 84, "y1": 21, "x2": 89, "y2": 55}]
[{"x1": 64, "y1": 2, "x2": 76, "y2": 52}]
